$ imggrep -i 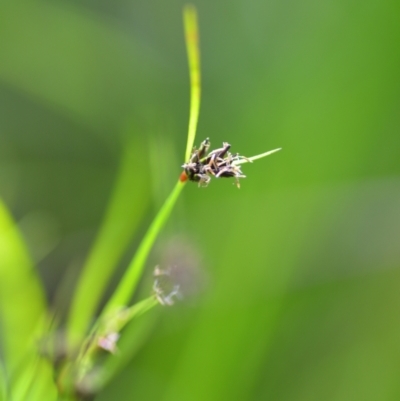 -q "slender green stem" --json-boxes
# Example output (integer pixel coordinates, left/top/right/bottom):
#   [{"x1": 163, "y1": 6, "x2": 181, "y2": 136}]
[
  {"x1": 183, "y1": 5, "x2": 201, "y2": 162},
  {"x1": 102, "y1": 179, "x2": 185, "y2": 316},
  {"x1": 75, "y1": 297, "x2": 158, "y2": 382},
  {"x1": 72, "y1": 179, "x2": 183, "y2": 386}
]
